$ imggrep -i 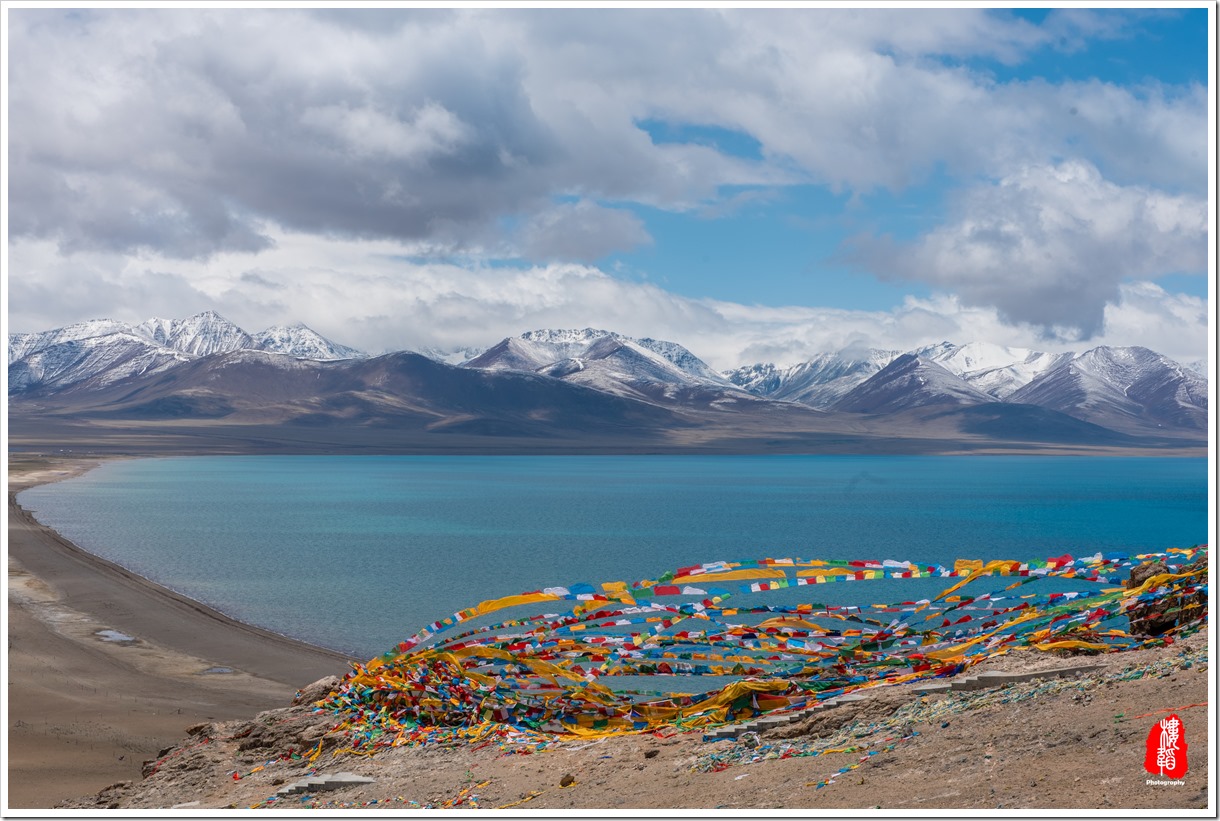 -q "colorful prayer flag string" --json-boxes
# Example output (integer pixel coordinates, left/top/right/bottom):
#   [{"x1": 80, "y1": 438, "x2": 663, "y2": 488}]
[{"x1": 311, "y1": 545, "x2": 1207, "y2": 757}]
